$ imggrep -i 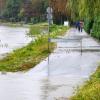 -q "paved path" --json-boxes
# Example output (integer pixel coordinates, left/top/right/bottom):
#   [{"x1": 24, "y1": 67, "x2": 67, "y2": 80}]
[{"x1": 0, "y1": 28, "x2": 100, "y2": 100}]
